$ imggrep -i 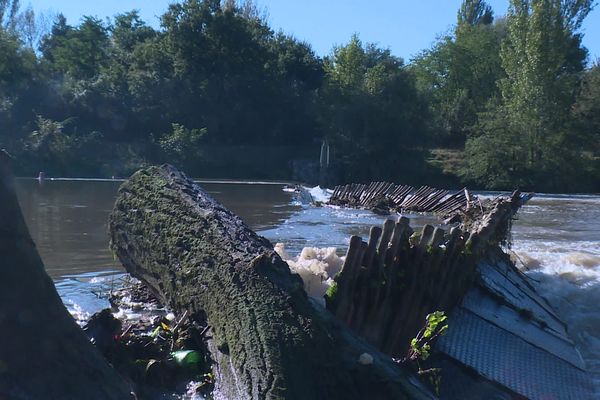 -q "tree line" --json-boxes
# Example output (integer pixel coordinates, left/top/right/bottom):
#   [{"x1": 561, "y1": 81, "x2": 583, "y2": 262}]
[{"x1": 0, "y1": 0, "x2": 598, "y2": 192}]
